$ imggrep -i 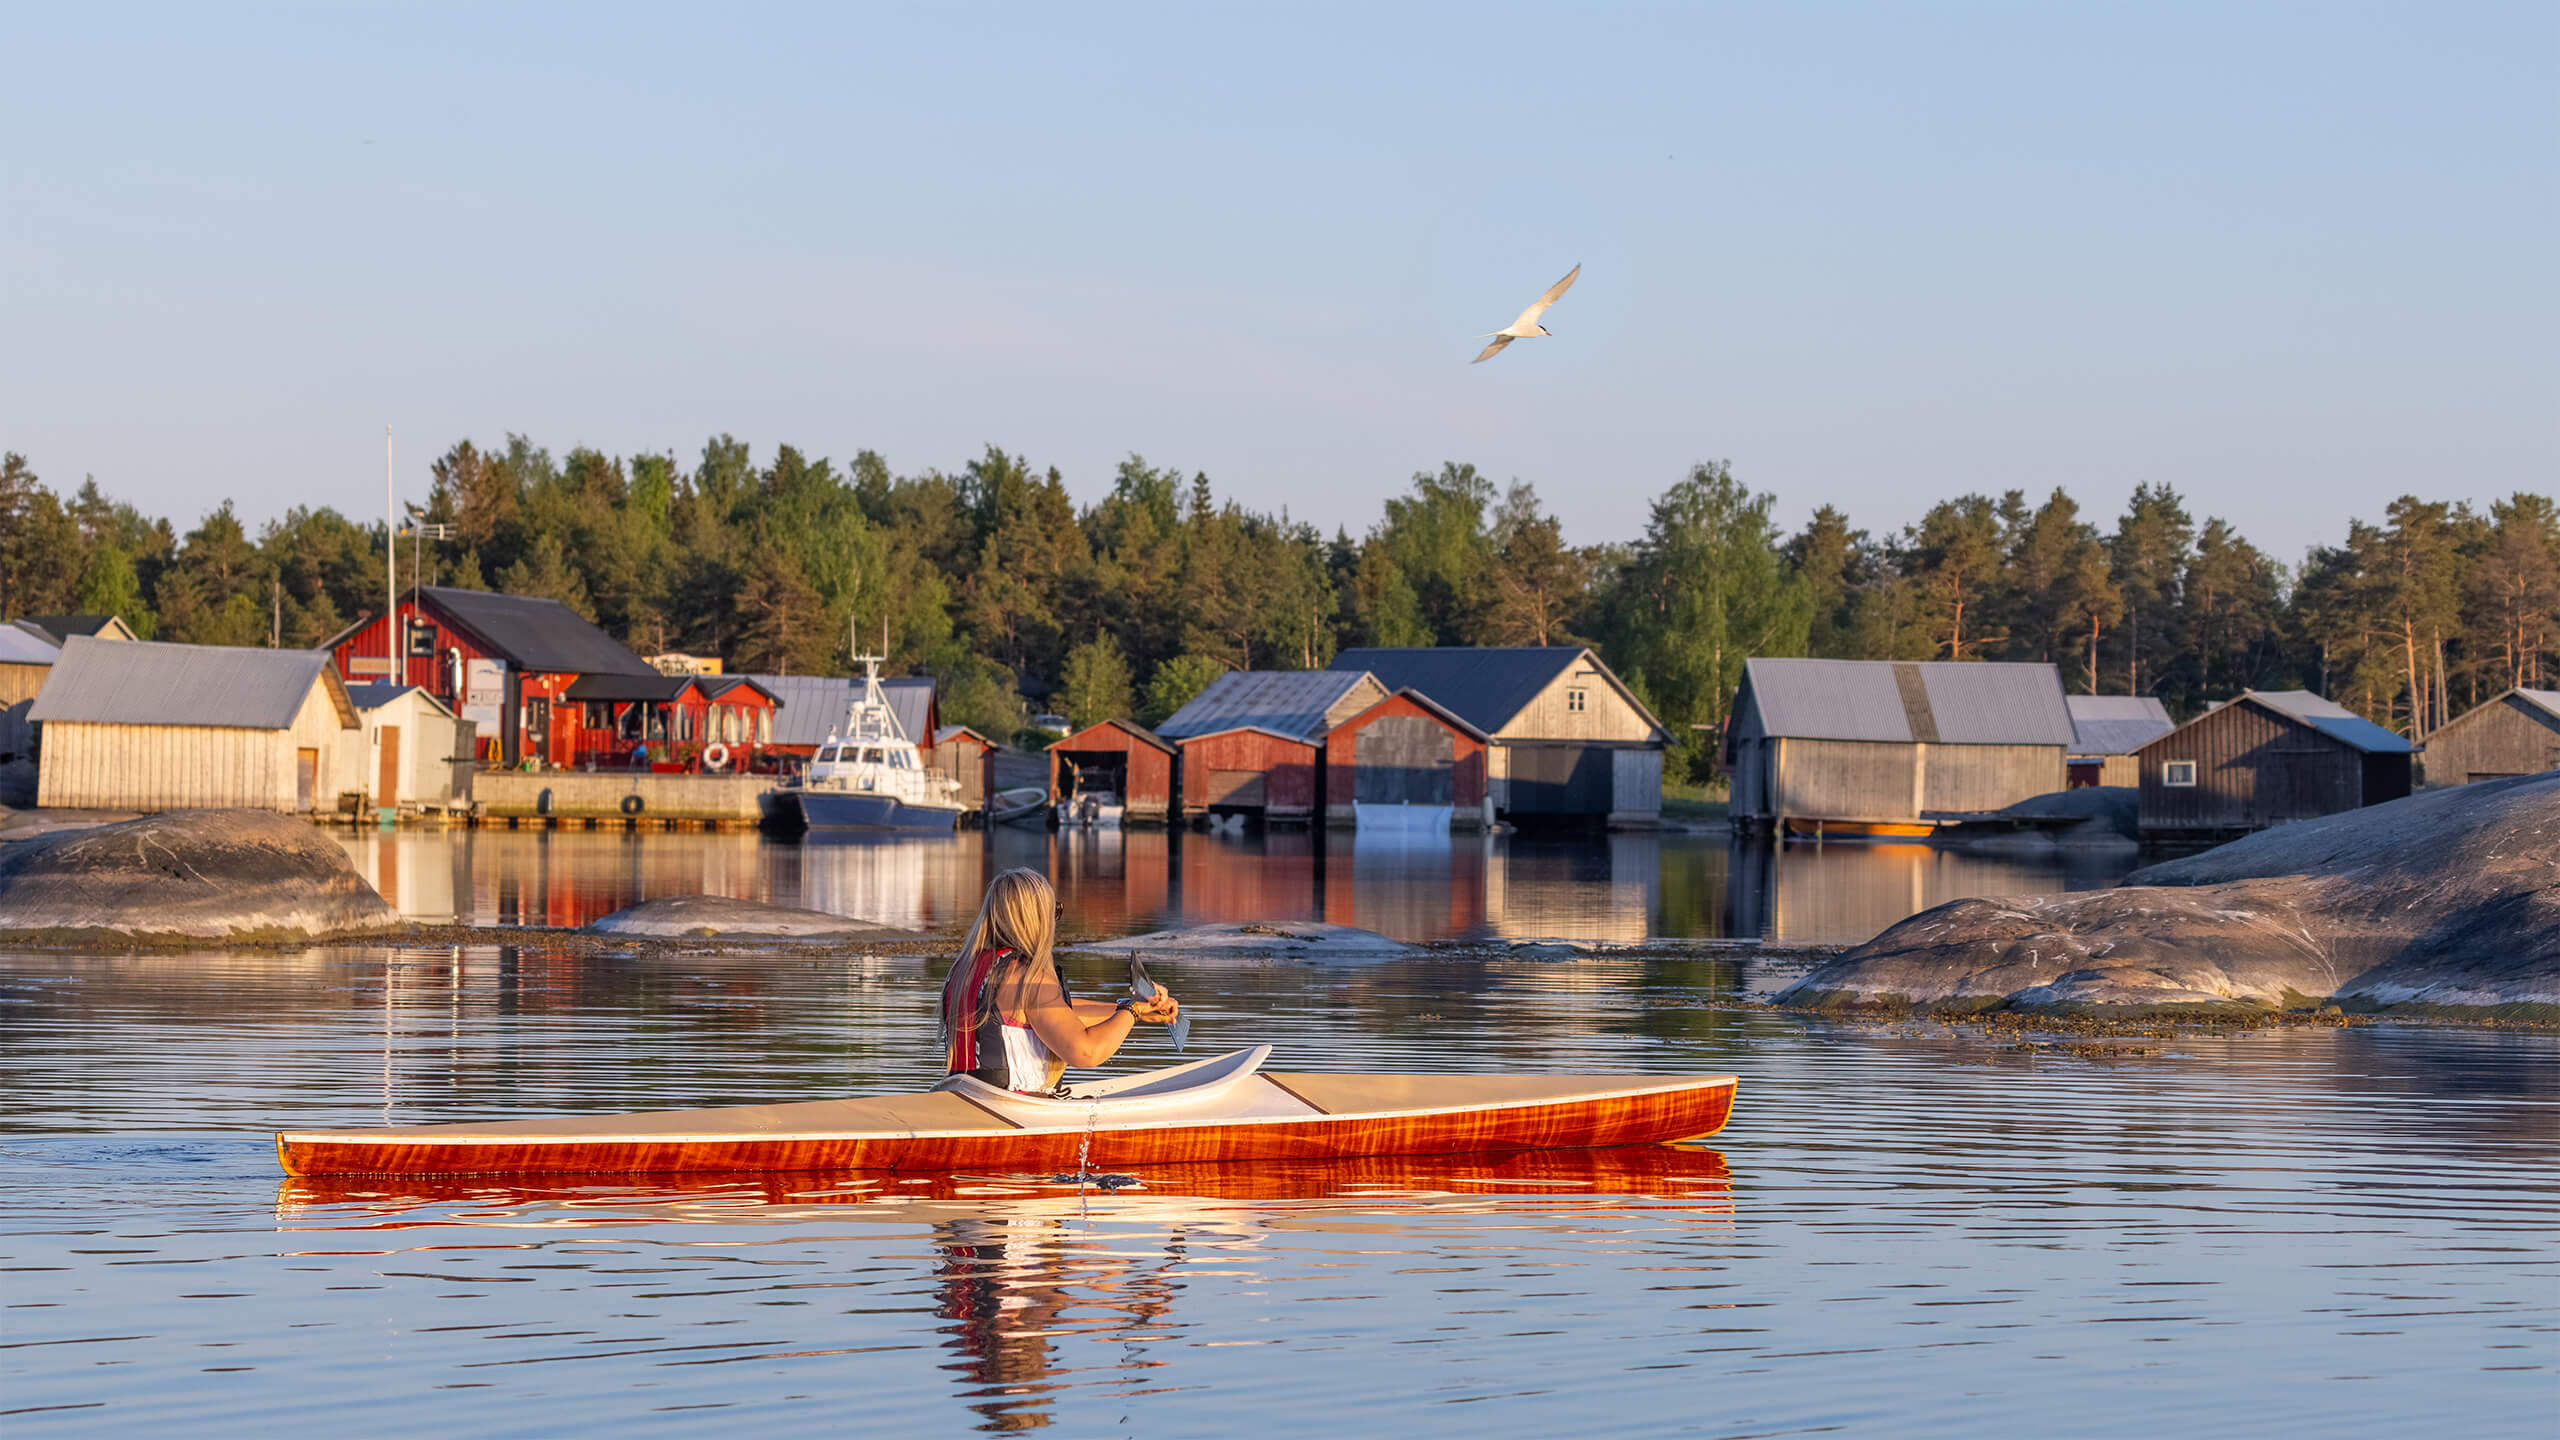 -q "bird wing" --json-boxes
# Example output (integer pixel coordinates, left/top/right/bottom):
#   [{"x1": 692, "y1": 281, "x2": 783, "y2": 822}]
[
  {"x1": 1509, "y1": 263, "x2": 1581, "y2": 329},
  {"x1": 1472, "y1": 334, "x2": 1516, "y2": 364}
]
